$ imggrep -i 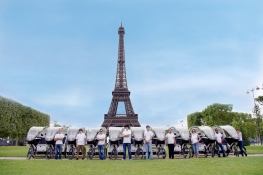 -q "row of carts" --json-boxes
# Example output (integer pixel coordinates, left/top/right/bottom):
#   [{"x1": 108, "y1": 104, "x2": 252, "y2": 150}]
[{"x1": 26, "y1": 125, "x2": 244, "y2": 160}]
